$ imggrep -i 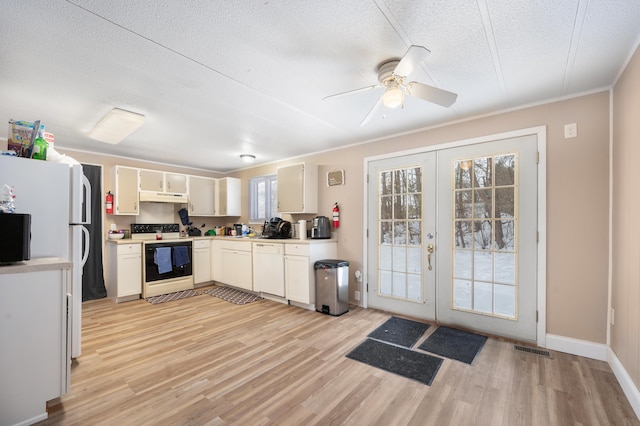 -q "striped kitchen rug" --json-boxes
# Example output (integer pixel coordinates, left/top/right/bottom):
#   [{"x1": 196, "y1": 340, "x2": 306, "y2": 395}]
[
  {"x1": 145, "y1": 289, "x2": 202, "y2": 305},
  {"x1": 202, "y1": 286, "x2": 262, "y2": 305}
]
